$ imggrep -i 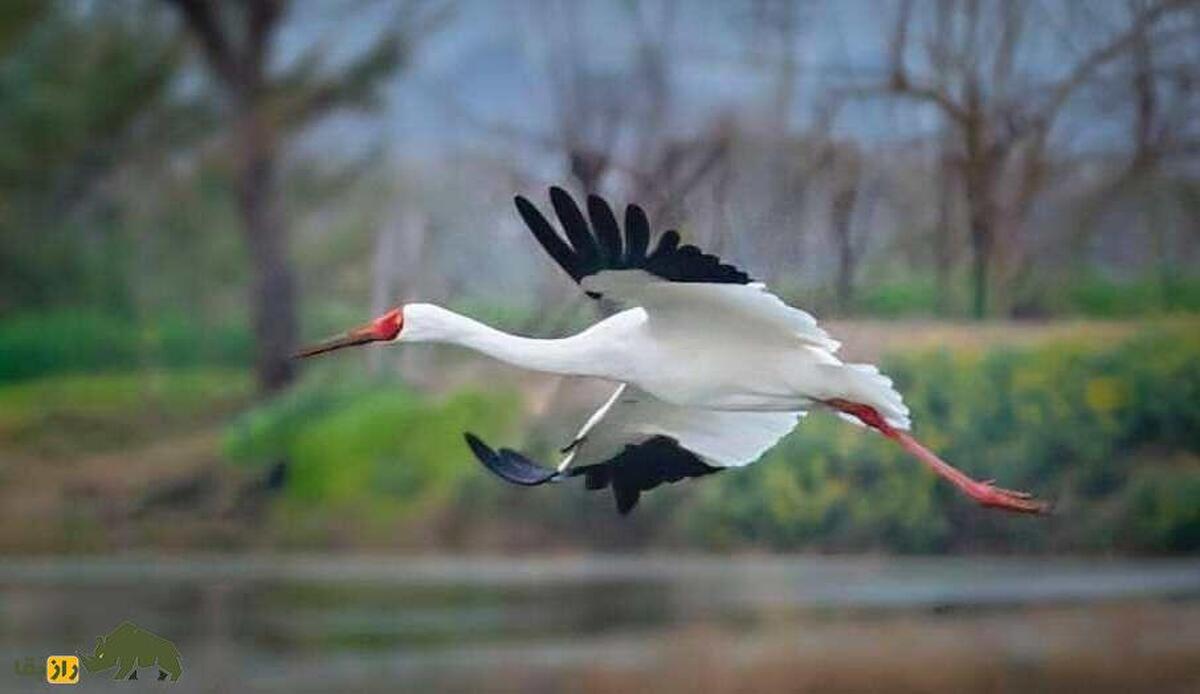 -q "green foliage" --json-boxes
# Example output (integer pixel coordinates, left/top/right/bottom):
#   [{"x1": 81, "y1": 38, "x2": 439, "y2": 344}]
[
  {"x1": 0, "y1": 1, "x2": 44, "y2": 55},
  {"x1": 224, "y1": 375, "x2": 520, "y2": 513},
  {"x1": 687, "y1": 414, "x2": 949, "y2": 552},
  {"x1": 790, "y1": 274, "x2": 1200, "y2": 320},
  {"x1": 0, "y1": 309, "x2": 251, "y2": 383},
  {"x1": 0, "y1": 1, "x2": 183, "y2": 312},
  {"x1": 1058, "y1": 274, "x2": 1200, "y2": 317},
  {"x1": 0, "y1": 367, "x2": 249, "y2": 455},
  {"x1": 683, "y1": 323, "x2": 1200, "y2": 553},
  {"x1": 854, "y1": 277, "x2": 940, "y2": 318},
  {"x1": 1120, "y1": 466, "x2": 1200, "y2": 552}
]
